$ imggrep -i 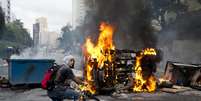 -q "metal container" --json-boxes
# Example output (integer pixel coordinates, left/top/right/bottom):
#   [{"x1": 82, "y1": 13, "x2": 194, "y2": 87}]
[{"x1": 9, "y1": 59, "x2": 55, "y2": 85}]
